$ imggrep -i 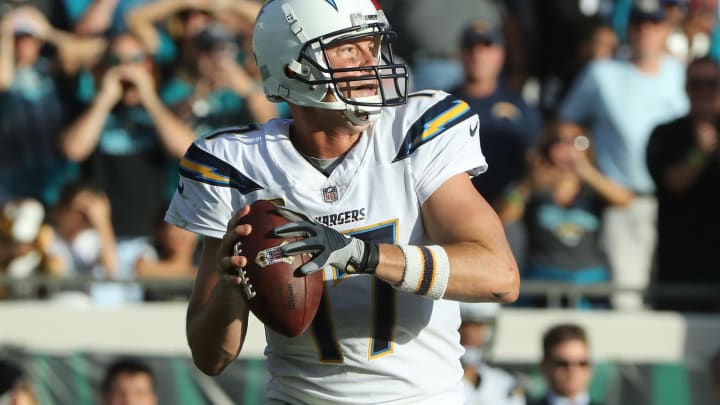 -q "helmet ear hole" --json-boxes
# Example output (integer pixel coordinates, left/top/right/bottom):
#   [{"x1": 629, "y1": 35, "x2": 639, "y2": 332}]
[{"x1": 284, "y1": 65, "x2": 296, "y2": 78}]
